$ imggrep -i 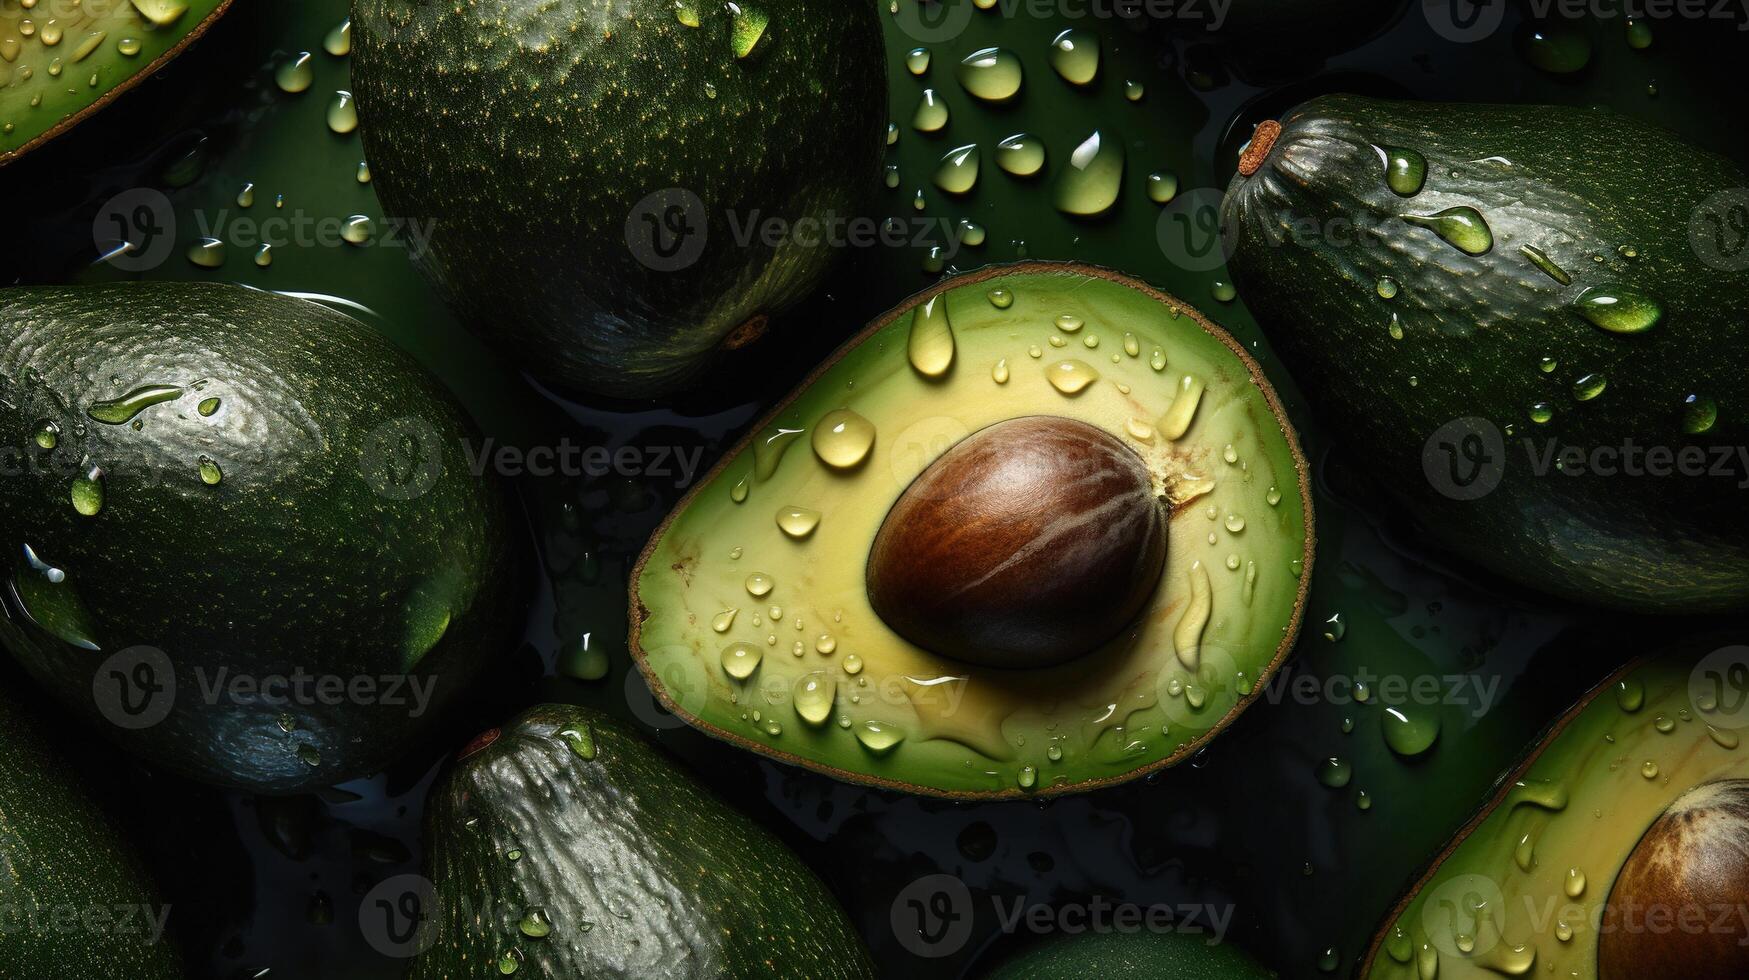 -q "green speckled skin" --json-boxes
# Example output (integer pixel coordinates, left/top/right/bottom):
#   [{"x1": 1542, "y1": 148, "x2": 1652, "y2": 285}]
[
  {"x1": 415, "y1": 704, "x2": 875, "y2": 980},
  {"x1": 1223, "y1": 96, "x2": 1749, "y2": 613},
  {"x1": 0, "y1": 690, "x2": 180, "y2": 979},
  {"x1": 0, "y1": 283, "x2": 522, "y2": 793},
  {"x1": 985, "y1": 930, "x2": 1275, "y2": 979},
  {"x1": 351, "y1": 0, "x2": 887, "y2": 398}
]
